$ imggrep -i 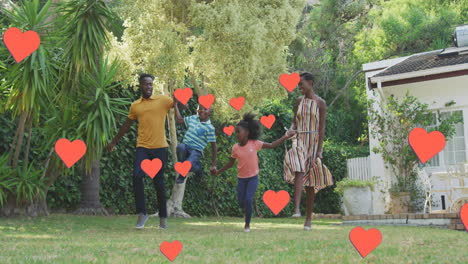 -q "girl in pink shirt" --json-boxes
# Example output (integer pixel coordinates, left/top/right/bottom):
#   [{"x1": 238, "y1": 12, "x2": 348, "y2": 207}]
[{"x1": 213, "y1": 113, "x2": 295, "y2": 232}]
